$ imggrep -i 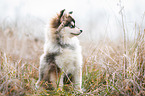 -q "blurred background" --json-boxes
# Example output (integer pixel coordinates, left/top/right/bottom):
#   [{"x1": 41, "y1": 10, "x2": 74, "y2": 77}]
[
  {"x1": 0, "y1": 0, "x2": 145, "y2": 42},
  {"x1": 0, "y1": 1, "x2": 145, "y2": 95}
]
